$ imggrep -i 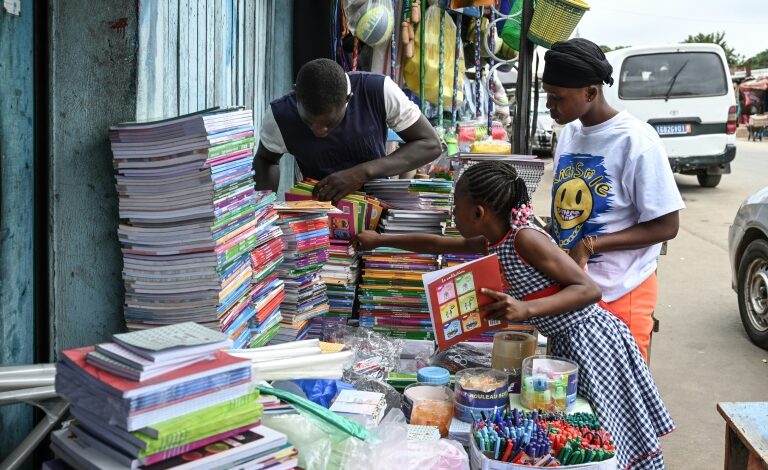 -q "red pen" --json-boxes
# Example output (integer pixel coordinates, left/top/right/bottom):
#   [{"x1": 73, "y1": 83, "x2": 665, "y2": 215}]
[{"x1": 501, "y1": 439, "x2": 514, "y2": 462}]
